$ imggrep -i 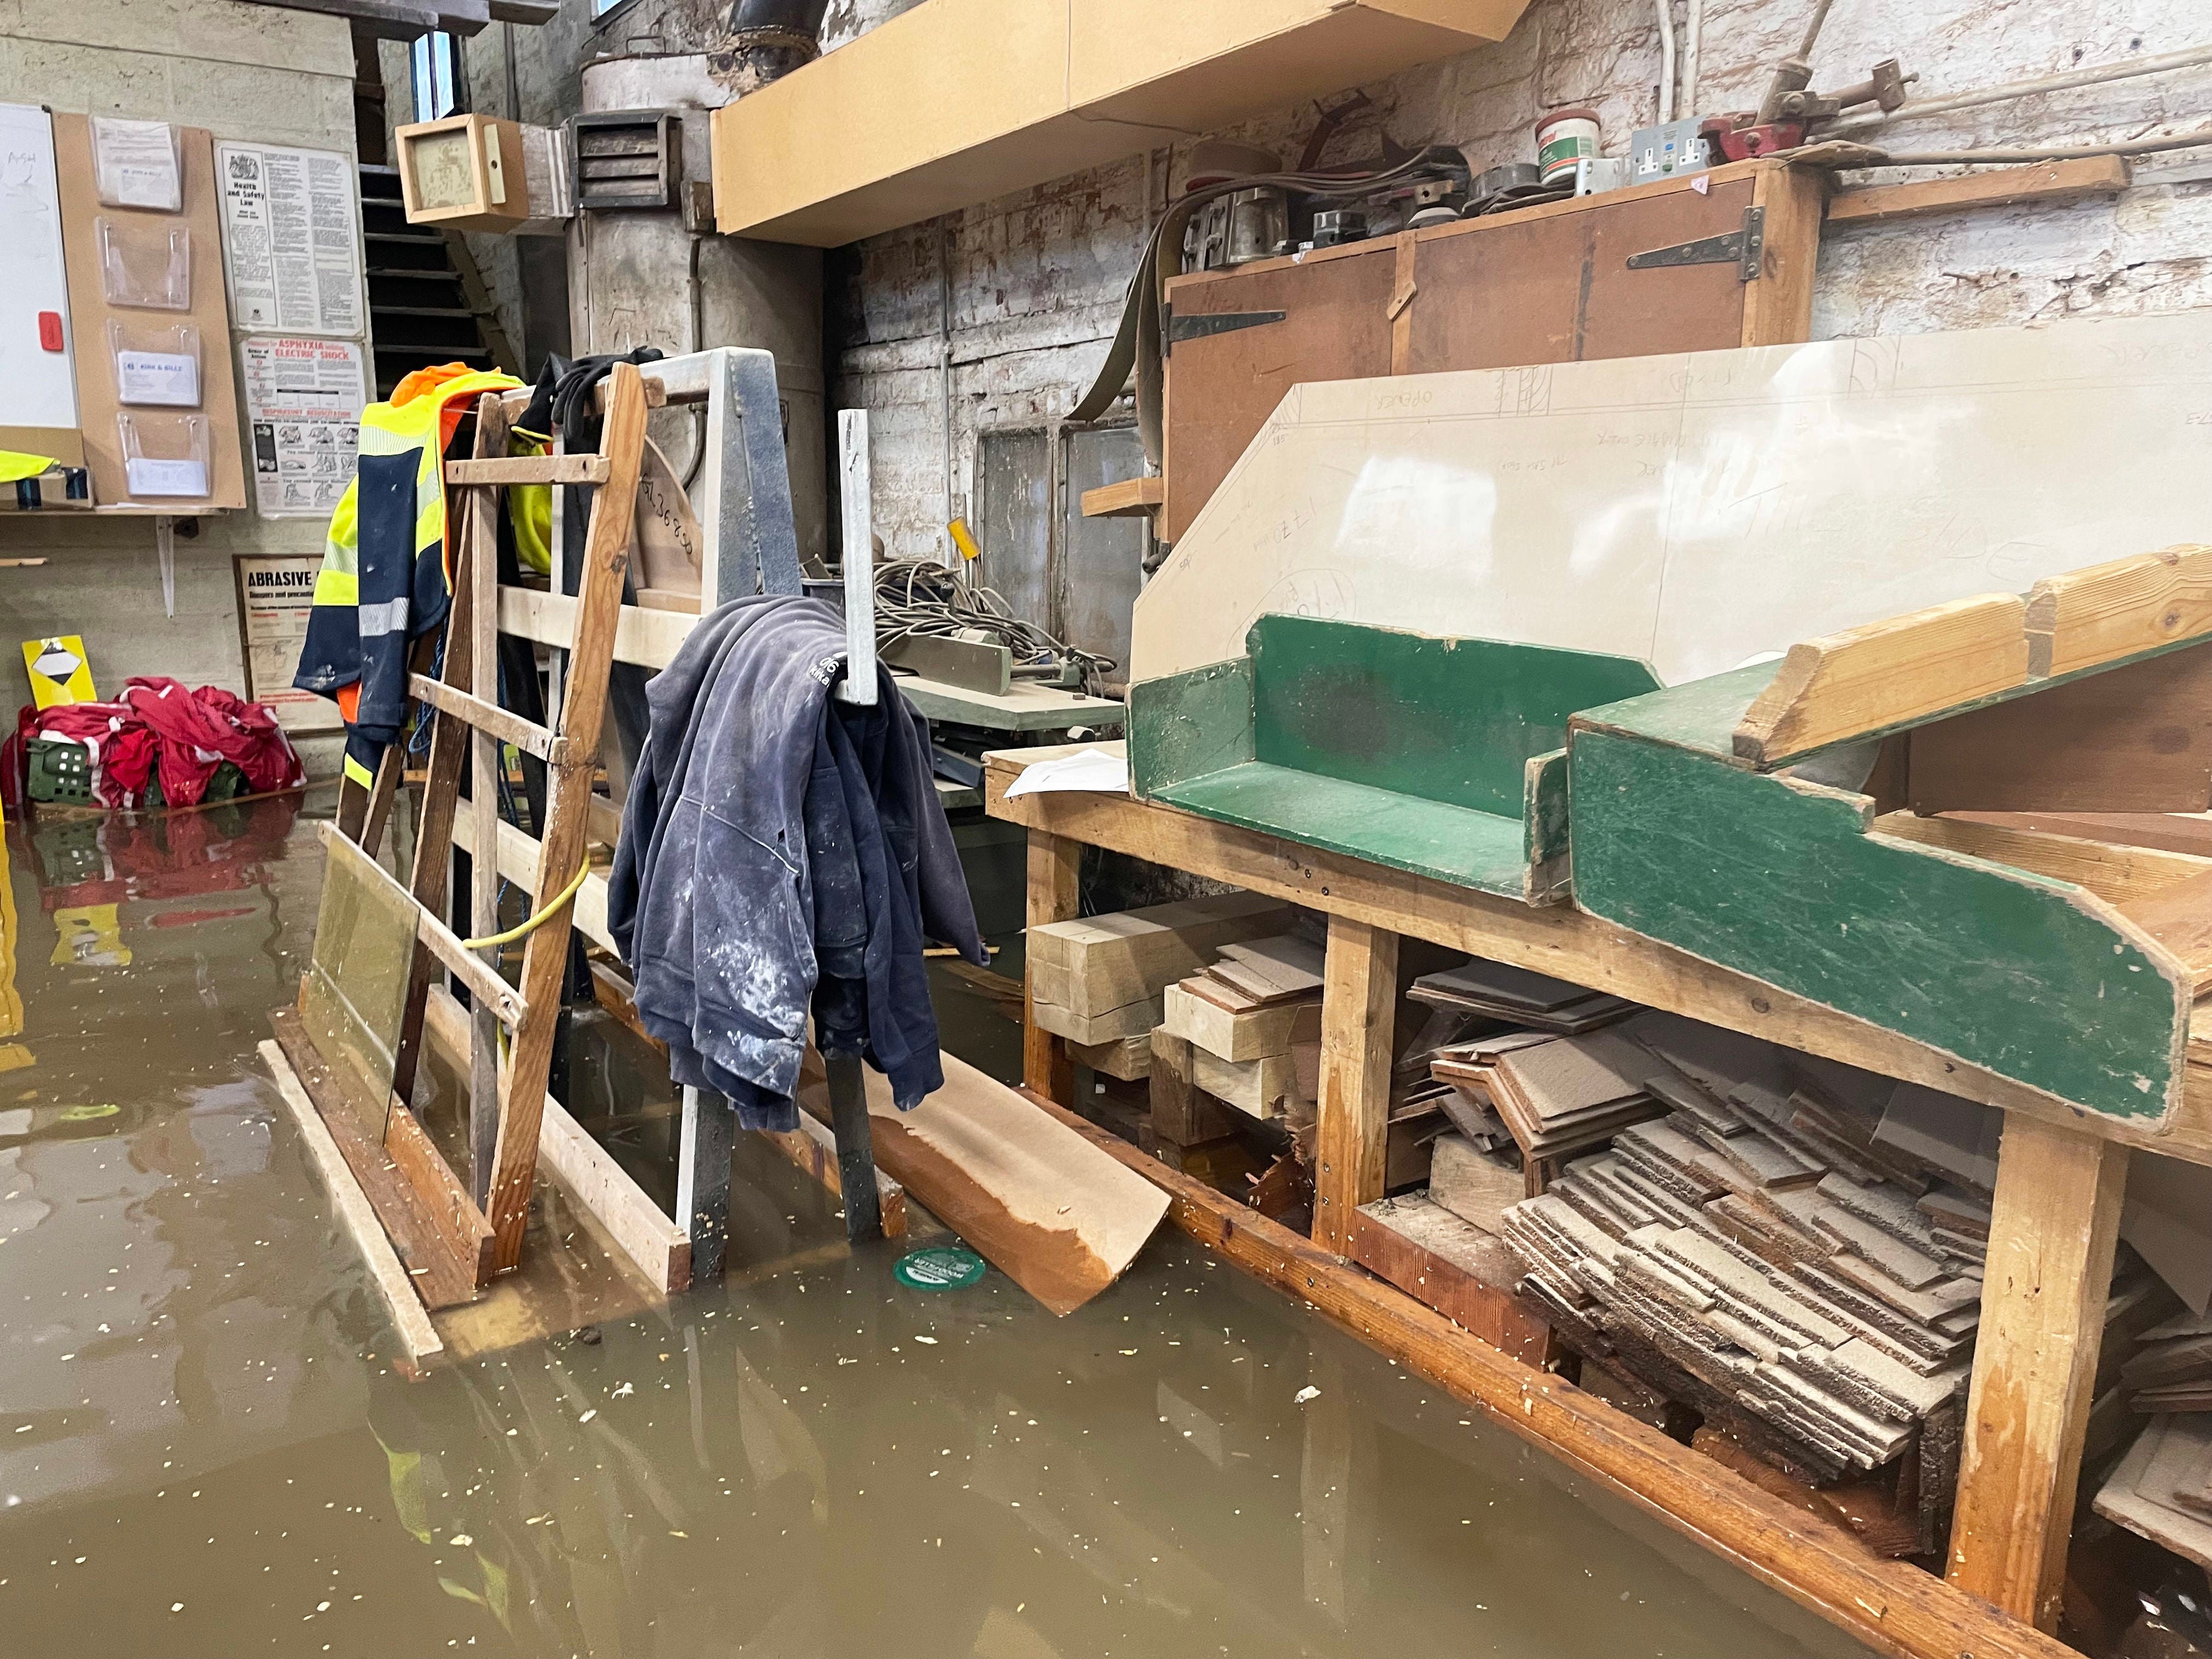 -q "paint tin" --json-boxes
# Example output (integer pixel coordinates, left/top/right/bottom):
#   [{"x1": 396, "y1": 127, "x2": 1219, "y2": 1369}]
[{"x1": 1534, "y1": 107, "x2": 1601, "y2": 186}]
